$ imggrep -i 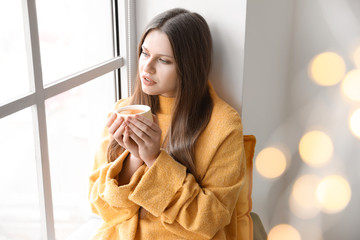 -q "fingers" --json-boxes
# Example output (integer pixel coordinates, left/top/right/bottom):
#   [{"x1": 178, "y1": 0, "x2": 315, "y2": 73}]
[
  {"x1": 108, "y1": 114, "x2": 124, "y2": 135},
  {"x1": 125, "y1": 119, "x2": 161, "y2": 166},
  {"x1": 126, "y1": 124, "x2": 145, "y2": 146},
  {"x1": 106, "y1": 113, "x2": 117, "y2": 128},
  {"x1": 123, "y1": 126, "x2": 139, "y2": 154},
  {"x1": 106, "y1": 112, "x2": 161, "y2": 164},
  {"x1": 127, "y1": 115, "x2": 161, "y2": 139},
  {"x1": 107, "y1": 113, "x2": 127, "y2": 147}
]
